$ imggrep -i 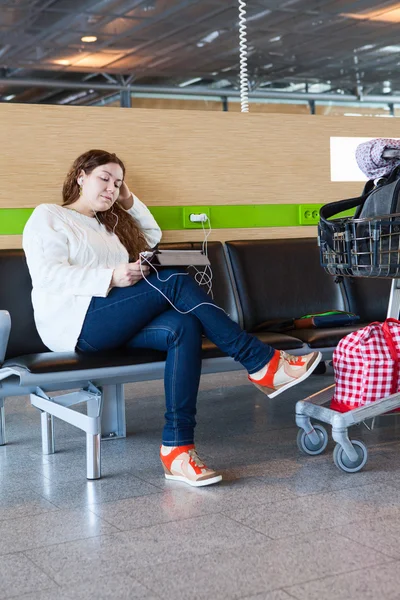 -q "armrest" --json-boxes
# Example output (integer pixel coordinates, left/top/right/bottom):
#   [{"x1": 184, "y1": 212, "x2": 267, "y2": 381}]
[{"x1": 0, "y1": 311, "x2": 11, "y2": 365}]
